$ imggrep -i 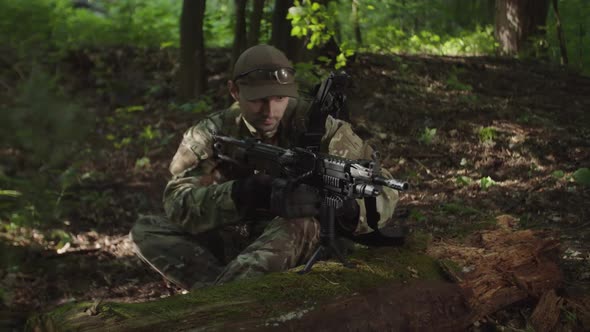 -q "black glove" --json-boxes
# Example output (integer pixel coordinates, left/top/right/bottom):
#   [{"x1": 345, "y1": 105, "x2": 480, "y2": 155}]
[
  {"x1": 270, "y1": 179, "x2": 320, "y2": 219},
  {"x1": 231, "y1": 174, "x2": 273, "y2": 218}
]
